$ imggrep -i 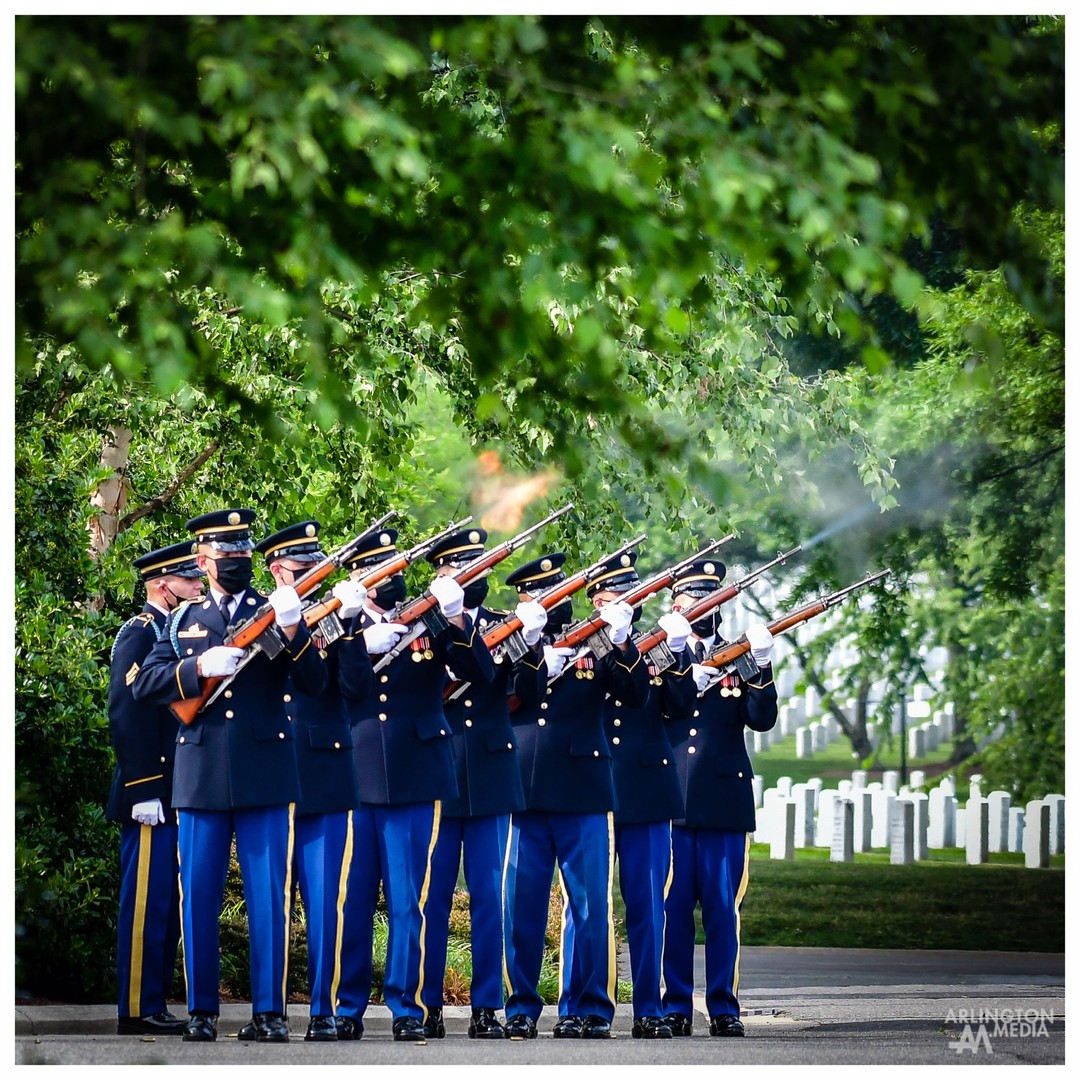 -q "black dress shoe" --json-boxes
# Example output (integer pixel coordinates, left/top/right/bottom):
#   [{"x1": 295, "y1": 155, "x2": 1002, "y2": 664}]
[
  {"x1": 182, "y1": 1012, "x2": 218, "y2": 1042},
  {"x1": 663, "y1": 1011, "x2": 693, "y2": 1037},
  {"x1": 581, "y1": 1015, "x2": 614, "y2": 1039},
  {"x1": 709, "y1": 1014, "x2": 745, "y2": 1037},
  {"x1": 117, "y1": 1011, "x2": 187, "y2": 1036},
  {"x1": 392, "y1": 1016, "x2": 428, "y2": 1043},
  {"x1": 237, "y1": 1012, "x2": 289, "y2": 1042},
  {"x1": 422, "y1": 1007, "x2": 445, "y2": 1039},
  {"x1": 305, "y1": 1015, "x2": 337, "y2": 1041},
  {"x1": 552, "y1": 1014, "x2": 584, "y2": 1039},
  {"x1": 336, "y1": 1015, "x2": 363, "y2": 1041},
  {"x1": 632, "y1": 1016, "x2": 673, "y2": 1039},
  {"x1": 468, "y1": 1007, "x2": 507, "y2": 1039},
  {"x1": 504, "y1": 1014, "x2": 538, "y2": 1040}
]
